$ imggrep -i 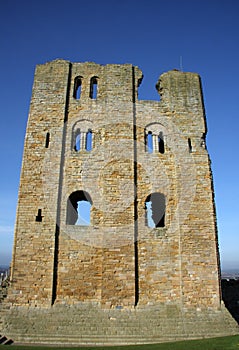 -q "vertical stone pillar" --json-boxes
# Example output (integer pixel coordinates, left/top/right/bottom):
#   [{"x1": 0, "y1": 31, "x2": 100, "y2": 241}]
[
  {"x1": 152, "y1": 134, "x2": 158, "y2": 152},
  {"x1": 80, "y1": 131, "x2": 87, "y2": 150}
]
